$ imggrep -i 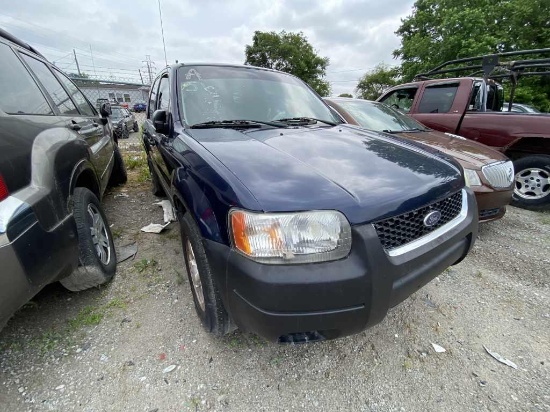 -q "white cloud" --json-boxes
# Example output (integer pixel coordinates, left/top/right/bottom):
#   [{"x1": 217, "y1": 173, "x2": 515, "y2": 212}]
[{"x1": 0, "y1": 0, "x2": 414, "y2": 94}]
